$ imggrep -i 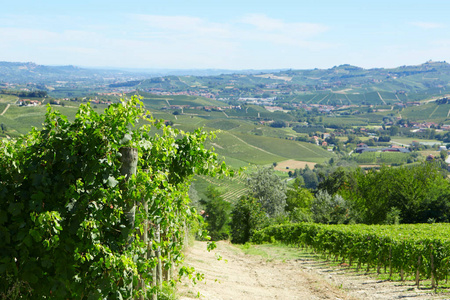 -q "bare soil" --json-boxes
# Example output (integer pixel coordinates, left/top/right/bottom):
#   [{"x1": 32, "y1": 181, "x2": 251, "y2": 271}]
[
  {"x1": 178, "y1": 241, "x2": 449, "y2": 300},
  {"x1": 274, "y1": 160, "x2": 316, "y2": 173}
]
